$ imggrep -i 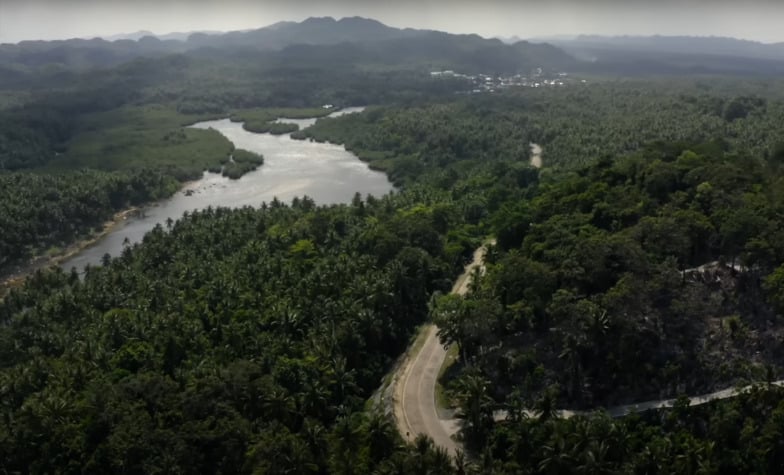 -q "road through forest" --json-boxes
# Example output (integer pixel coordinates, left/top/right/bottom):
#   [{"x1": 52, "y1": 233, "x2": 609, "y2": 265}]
[
  {"x1": 392, "y1": 244, "x2": 490, "y2": 456},
  {"x1": 390, "y1": 241, "x2": 784, "y2": 455}
]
